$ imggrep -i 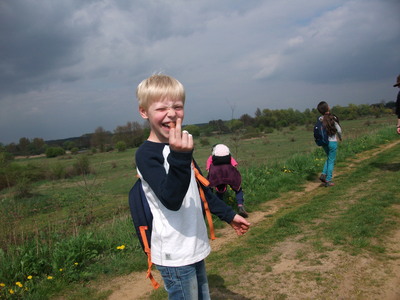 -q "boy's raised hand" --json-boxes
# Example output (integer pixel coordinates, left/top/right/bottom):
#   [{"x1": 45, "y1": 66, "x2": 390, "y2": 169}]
[
  {"x1": 169, "y1": 118, "x2": 194, "y2": 152},
  {"x1": 230, "y1": 215, "x2": 250, "y2": 236}
]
